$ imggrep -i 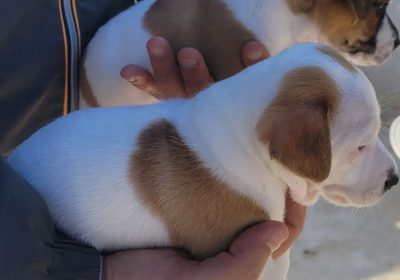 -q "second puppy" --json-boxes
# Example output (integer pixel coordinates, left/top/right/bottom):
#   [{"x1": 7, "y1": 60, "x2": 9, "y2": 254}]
[{"x1": 81, "y1": 0, "x2": 399, "y2": 107}]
